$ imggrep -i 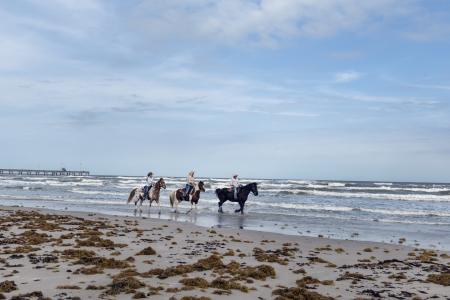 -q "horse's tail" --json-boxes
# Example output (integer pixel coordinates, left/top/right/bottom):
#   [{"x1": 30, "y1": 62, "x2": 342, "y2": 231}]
[
  {"x1": 127, "y1": 188, "x2": 137, "y2": 204},
  {"x1": 169, "y1": 191, "x2": 175, "y2": 208}
]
